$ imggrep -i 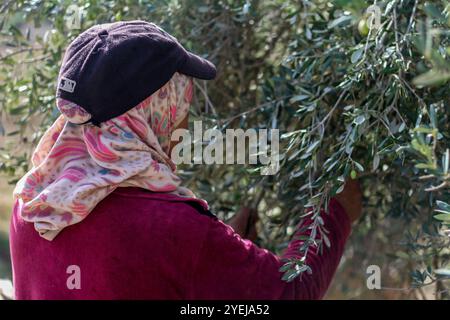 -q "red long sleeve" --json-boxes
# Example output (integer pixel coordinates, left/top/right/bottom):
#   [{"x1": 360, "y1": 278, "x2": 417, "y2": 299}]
[
  {"x1": 190, "y1": 198, "x2": 351, "y2": 299},
  {"x1": 11, "y1": 188, "x2": 350, "y2": 299}
]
